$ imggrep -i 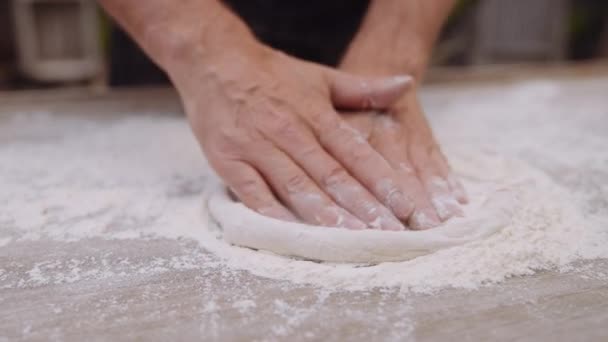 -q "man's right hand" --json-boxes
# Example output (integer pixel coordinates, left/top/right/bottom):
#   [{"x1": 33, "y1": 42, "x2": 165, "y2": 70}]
[{"x1": 168, "y1": 44, "x2": 416, "y2": 230}]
